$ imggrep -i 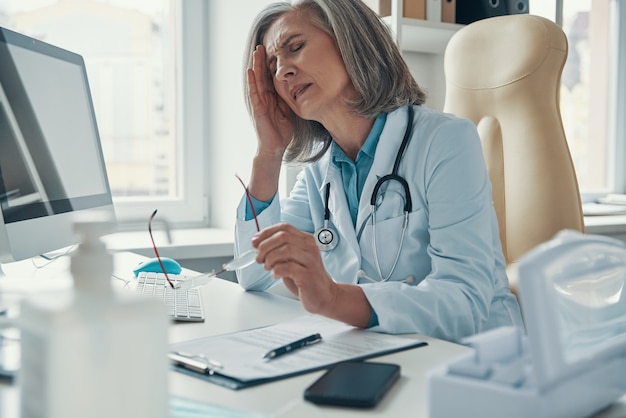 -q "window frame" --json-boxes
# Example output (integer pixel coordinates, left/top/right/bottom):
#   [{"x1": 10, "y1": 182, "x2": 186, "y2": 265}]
[{"x1": 609, "y1": 0, "x2": 626, "y2": 195}]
